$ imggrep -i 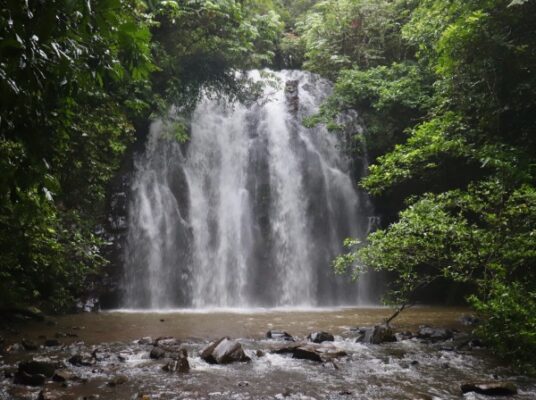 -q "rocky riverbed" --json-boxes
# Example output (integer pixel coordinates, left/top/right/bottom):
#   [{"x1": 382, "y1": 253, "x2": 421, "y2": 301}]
[{"x1": 0, "y1": 307, "x2": 535, "y2": 399}]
